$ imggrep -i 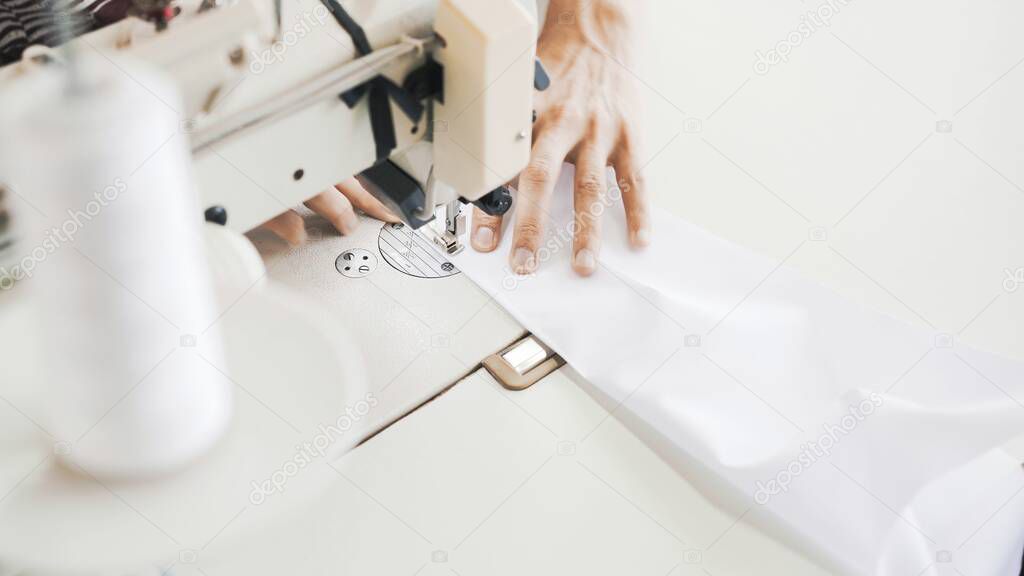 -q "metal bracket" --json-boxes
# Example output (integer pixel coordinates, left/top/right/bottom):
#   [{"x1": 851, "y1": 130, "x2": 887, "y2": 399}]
[
  {"x1": 431, "y1": 200, "x2": 465, "y2": 255},
  {"x1": 482, "y1": 334, "x2": 564, "y2": 391}
]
